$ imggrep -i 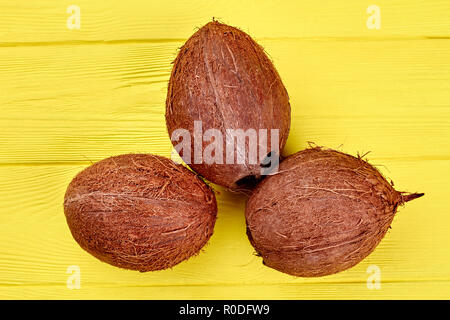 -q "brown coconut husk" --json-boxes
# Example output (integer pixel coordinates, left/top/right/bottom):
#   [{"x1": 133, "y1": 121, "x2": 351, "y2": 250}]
[
  {"x1": 64, "y1": 154, "x2": 217, "y2": 272},
  {"x1": 245, "y1": 147, "x2": 423, "y2": 277},
  {"x1": 166, "y1": 20, "x2": 291, "y2": 190}
]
